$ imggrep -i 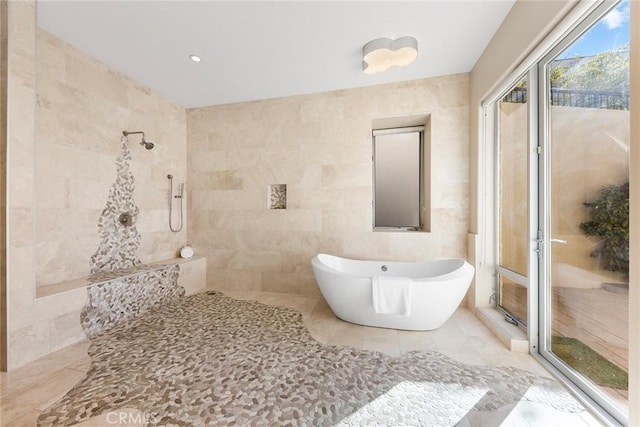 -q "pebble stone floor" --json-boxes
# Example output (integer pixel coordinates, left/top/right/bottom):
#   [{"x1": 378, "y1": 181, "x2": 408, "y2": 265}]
[
  {"x1": 2, "y1": 290, "x2": 602, "y2": 426},
  {"x1": 27, "y1": 291, "x2": 604, "y2": 426}
]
